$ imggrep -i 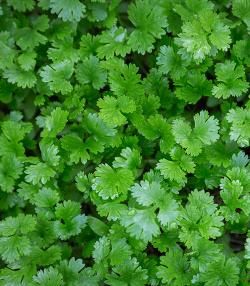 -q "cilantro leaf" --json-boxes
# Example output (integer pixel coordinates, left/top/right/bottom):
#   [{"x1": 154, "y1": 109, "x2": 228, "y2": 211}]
[
  {"x1": 179, "y1": 190, "x2": 223, "y2": 246},
  {"x1": 33, "y1": 187, "x2": 60, "y2": 208},
  {"x1": 93, "y1": 236, "x2": 110, "y2": 264},
  {"x1": 131, "y1": 180, "x2": 179, "y2": 227},
  {"x1": 7, "y1": 0, "x2": 35, "y2": 11},
  {"x1": 105, "y1": 258, "x2": 148, "y2": 286},
  {"x1": 54, "y1": 200, "x2": 87, "y2": 240},
  {"x1": 128, "y1": 0, "x2": 167, "y2": 54},
  {"x1": 98, "y1": 27, "x2": 131, "y2": 59},
  {"x1": 212, "y1": 61, "x2": 249, "y2": 99},
  {"x1": 120, "y1": 208, "x2": 160, "y2": 242},
  {"x1": 157, "y1": 247, "x2": 192, "y2": 286},
  {"x1": 41, "y1": 107, "x2": 69, "y2": 138},
  {"x1": 109, "y1": 62, "x2": 143, "y2": 98},
  {"x1": 131, "y1": 181, "x2": 164, "y2": 207},
  {"x1": 0, "y1": 214, "x2": 36, "y2": 263},
  {"x1": 232, "y1": 0, "x2": 250, "y2": 33},
  {"x1": 97, "y1": 202, "x2": 128, "y2": 221},
  {"x1": 25, "y1": 162, "x2": 56, "y2": 185},
  {"x1": 177, "y1": 10, "x2": 231, "y2": 62},
  {"x1": 40, "y1": 60, "x2": 74, "y2": 94},
  {"x1": 157, "y1": 159, "x2": 186, "y2": 183},
  {"x1": 76, "y1": 56, "x2": 107, "y2": 89},
  {"x1": 200, "y1": 255, "x2": 240, "y2": 286},
  {"x1": 226, "y1": 105, "x2": 250, "y2": 147},
  {"x1": 109, "y1": 238, "x2": 132, "y2": 266},
  {"x1": 172, "y1": 111, "x2": 219, "y2": 156},
  {"x1": 92, "y1": 164, "x2": 134, "y2": 200},
  {"x1": 97, "y1": 95, "x2": 136, "y2": 127},
  {"x1": 33, "y1": 267, "x2": 63, "y2": 286},
  {"x1": 61, "y1": 134, "x2": 90, "y2": 164},
  {"x1": 49, "y1": 0, "x2": 86, "y2": 22},
  {"x1": 174, "y1": 71, "x2": 212, "y2": 104},
  {"x1": 40, "y1": 142, "x2": 60, "y2": 167},
  {"x1": 3, "y1": 66, "x2": 36, "y2": 88},
  {"x1": 112, "y1": 147, "x2": 141, "y2": 173},
  {"x1": 0, "y1": 155, "x2": 23, "y2": 193},
  {"x1": 157, "y1": 45, "x2": 189, "y2": 80},
  {"x1": 17, "y1": 51, "x2": 36, "y2": 71},
  {"x1": 57, "y1": 258, "x2": 84, "y2": 286}
]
